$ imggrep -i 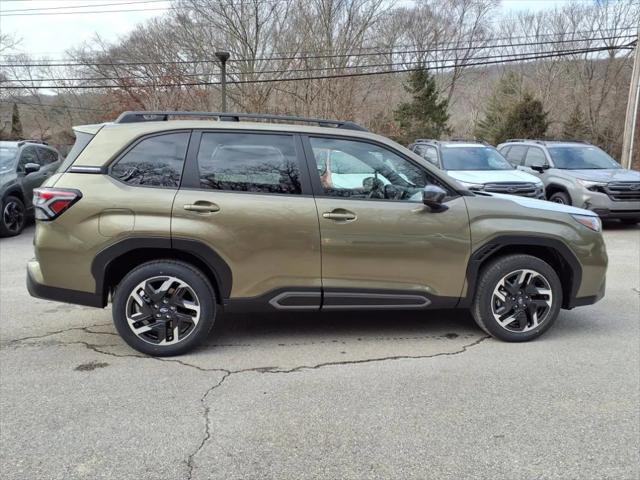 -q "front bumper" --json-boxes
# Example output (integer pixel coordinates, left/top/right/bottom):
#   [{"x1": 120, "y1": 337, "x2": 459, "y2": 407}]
[
  {"x1": 27, "y1": 259, "x2": 105, "y2": 308},
  {"x1": 576, "y1": 190, "x2": 640, "y2": 220},
  {"x1": 566, "y1": 277, "x2": 606, "y2": 309}
]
